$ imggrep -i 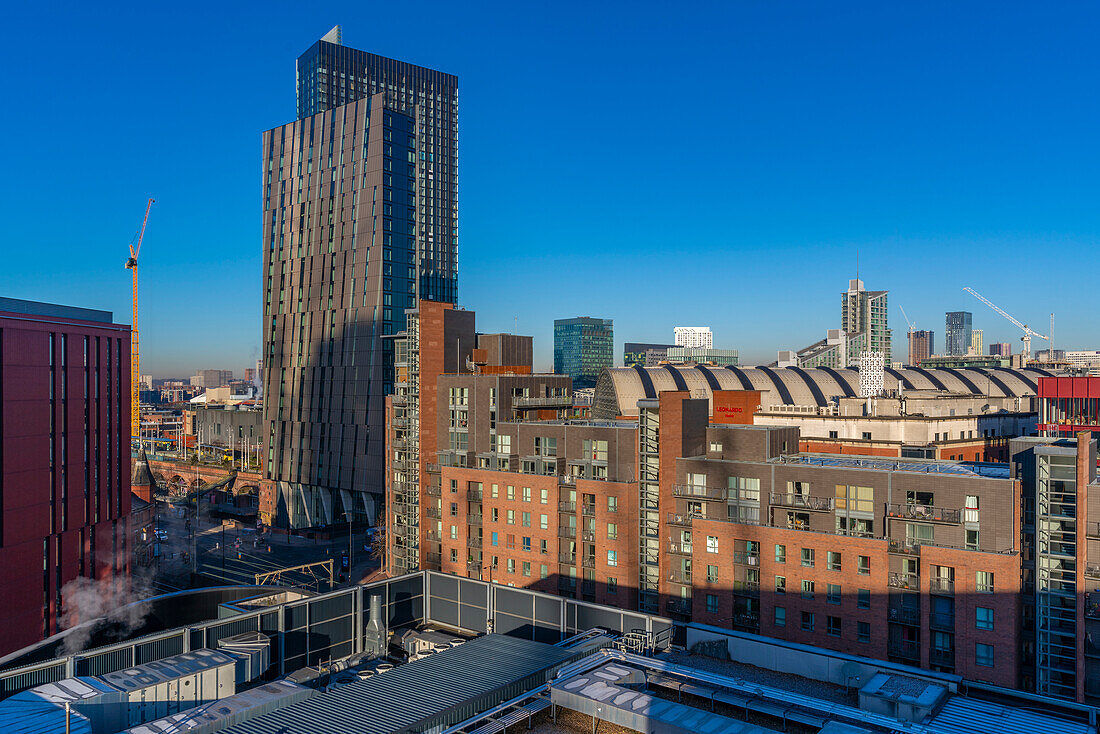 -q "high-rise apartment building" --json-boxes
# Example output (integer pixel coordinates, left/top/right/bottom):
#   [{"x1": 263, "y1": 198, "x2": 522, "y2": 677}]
[
  {"x1": 840, "y1": 279, "x2": 891, "y2": 362},
  {"x1": 190, "y1": 370, "x2": 233, "y2": 389},
  {"x1": 970, "y1": 329, "x2": 984, "y2": 355},
  {"x1": 262, "y1": 31, "x2": 458, "y2": 527},
  {"x1": 0, "y1": 298, "x2": 131, "y2": 655},
  {"x1": 673, "y1": 327, "x2": 713, "y2": 349},
  {"x1": 623, "y1": 343, "x2": 675, "y2": 368},
  {"x1": 989, "y1": 342, "x2": 1012, "y2": 357},
  {"x1": 908, "y1": 330, "x2": 934, "y2": 366},
  {"x1": 945, "y1": 312, "x2": 973, "y2": 356},
  {"x1": 554, "y1": 317, "x2": 613, "y2": 390}
]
